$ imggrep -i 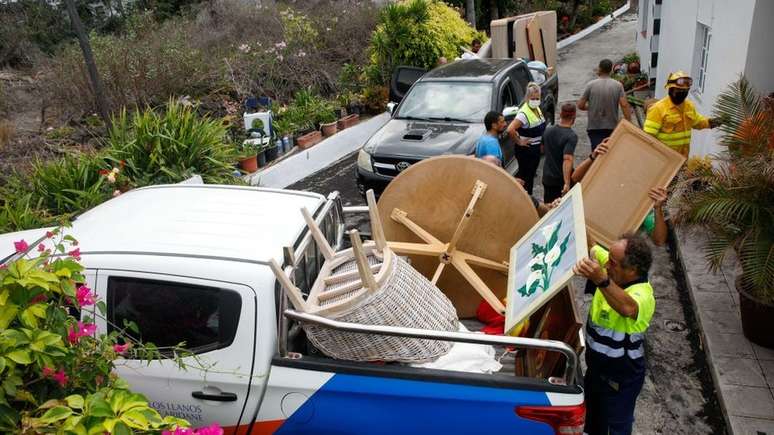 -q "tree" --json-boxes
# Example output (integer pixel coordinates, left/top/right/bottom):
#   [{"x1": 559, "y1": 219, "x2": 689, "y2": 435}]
[
  {"x1": 466, "y1": 0, "x2": 475, "y2": 28},
  {"x1": 63, "y1": 0, "x2": 111, "y2": 127}
]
